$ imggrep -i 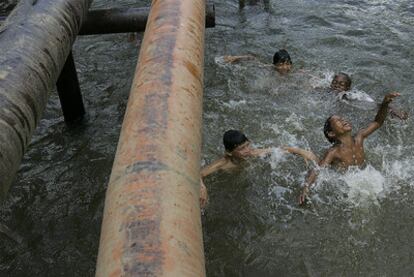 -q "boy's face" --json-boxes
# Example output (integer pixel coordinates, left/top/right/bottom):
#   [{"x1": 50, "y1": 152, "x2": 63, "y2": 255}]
[
  {"x1": 231, "y1": 141, "x2": 253, "y2": 159},
  {"x1": 329, "y1": 116, "x2": 352, "y2": 136},
  {"x1": 330, "y1": 75, "x2": 350, "y2": 92},
  {"x1": 275, "y1": 61, "x2": 292, "y2": 74}
]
